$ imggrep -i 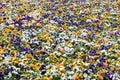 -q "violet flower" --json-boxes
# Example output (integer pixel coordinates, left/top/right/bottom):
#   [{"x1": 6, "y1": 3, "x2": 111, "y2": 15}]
[
  {"x1": 106, "y1": 72, "x2": 113, "y2": 79},
  {"x1": 100, "y1": 57, "x2": 106, "y2": 62},
  {"x1": 92, "y1": 19, "x2": 99, "y2": 23},
  {"x1": 32, "y1": 78, "x2": 36, "y2": 80},
  {"x1": 23, "y1": 16, "x2": 34, "y2": 21},
  {"x1": 22, "y1": 48, "x2": 31, "y2": 51},
  {"x1": 79, "y1": 0, "x2": 86, "y2": 2},
  {"x1": 0, "y1": 72, "x2": 4, "y2": 78},
  {"x1": 41, "y1": 69, "x2": 46, "y2": 75},
  {"x1": 89, "y1": 64, "x2": 95, "y2": 70},
  {"x1": 97, "y1": 62, "x2": 104, "y2": 67},
  {"x1": 43, "y1": 13, "x2": 50, "y2": 18},
  {"x1": 0, "y1": 3, "x2": 5, "y2": 8},
  {"x1": 4, "y1": 69, "x2": 9, "y2": 75},
  {"x1": 13, "y1": 19, "x2": 23, "y2": 28},
  {"x1": 114, "y1": 31, "x2": 119, "y2": 36},
  {"x1": 104, "y1": 5, "x2": 111, "y2": 11},
  {"x1": 5, "y1": 22, "x2": 9, "y2": 26},
  {"x1": 89, "y1": 50, "x2": 96, "y2": 56},
  {"x1": 10, "y1": 67, "x2": 15, "y2": 71},
  {"x1": 0, "y1": 76, "x2": 4, "y2": 80}
]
